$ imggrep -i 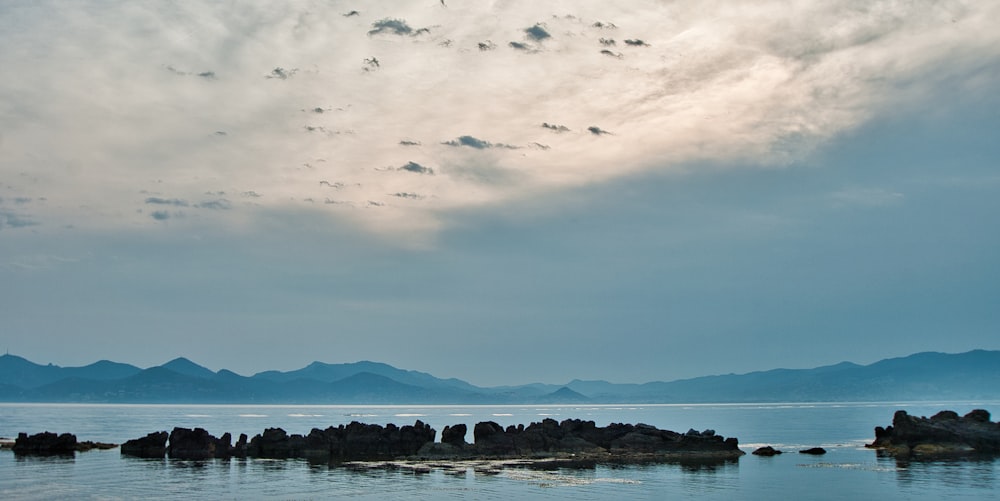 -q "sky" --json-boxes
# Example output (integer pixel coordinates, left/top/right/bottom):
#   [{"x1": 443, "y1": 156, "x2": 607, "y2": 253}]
[{"x1": 1, "y1": 0, "x2": 999, "y2": 386}]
